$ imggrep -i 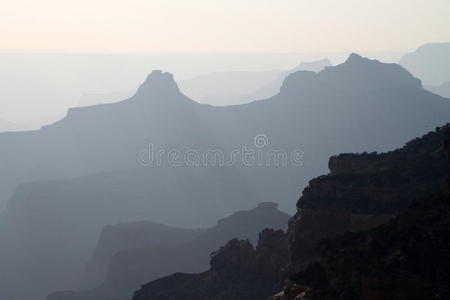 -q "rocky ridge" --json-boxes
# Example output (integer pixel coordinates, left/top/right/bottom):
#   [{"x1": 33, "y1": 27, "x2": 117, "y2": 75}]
[
  {"x1": 280, "y1": 126, "x2": 450, "y2": 300},
  {"x1": 47, "y1": 203, "x2": 290, "y2": 300},
  {"x1": 132, "y1": 229, "x2": 288, "y2": 300},
  {"x1": 130, "y1": 125, "x2": 450, "y2": 300}
]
